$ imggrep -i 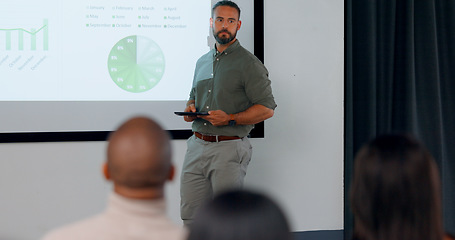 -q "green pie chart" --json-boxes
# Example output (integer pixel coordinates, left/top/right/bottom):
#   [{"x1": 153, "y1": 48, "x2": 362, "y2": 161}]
[{"x1": 107, "y1": 35, "x2": 165, "y2": 93}]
